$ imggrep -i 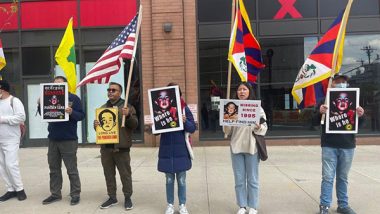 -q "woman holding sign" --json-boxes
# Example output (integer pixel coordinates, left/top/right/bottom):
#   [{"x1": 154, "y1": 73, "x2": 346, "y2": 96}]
[{"x1": 223, "y1": 82, "x2": 267, "y2": 214}]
